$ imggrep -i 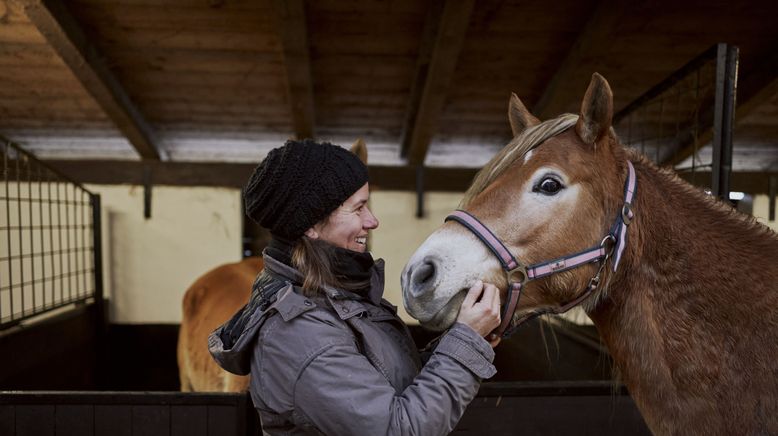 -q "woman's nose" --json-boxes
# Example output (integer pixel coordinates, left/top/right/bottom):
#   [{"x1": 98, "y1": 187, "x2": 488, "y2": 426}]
[{"x1": 364, "y1": 206, "x2": 379, "y2": 229}]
